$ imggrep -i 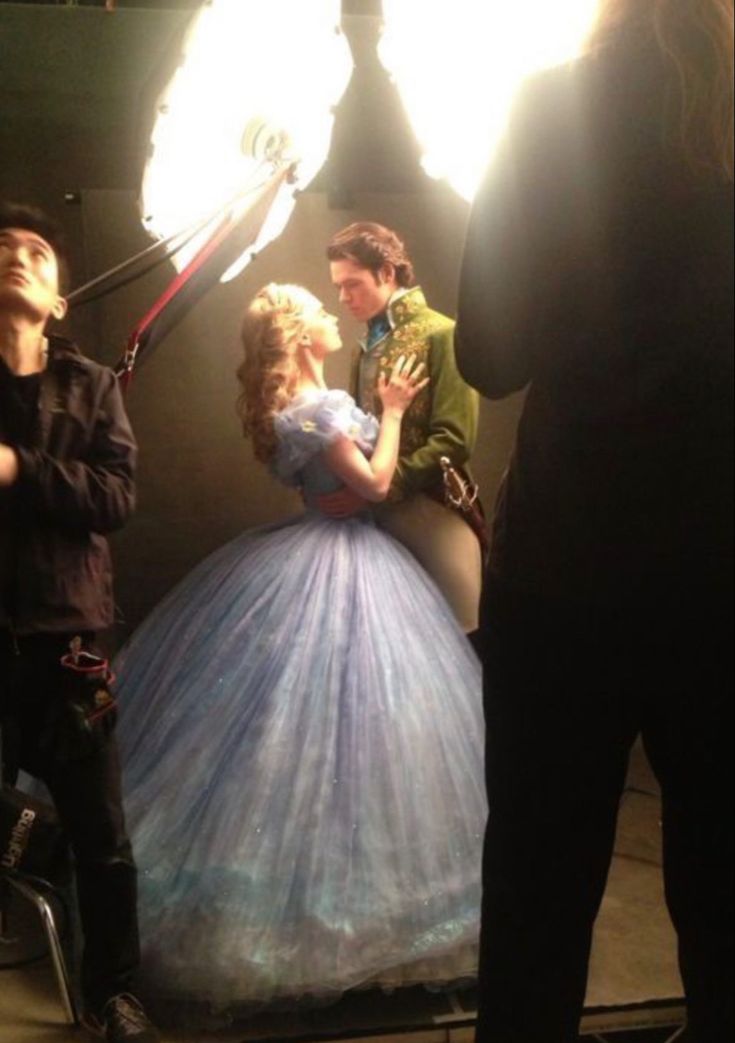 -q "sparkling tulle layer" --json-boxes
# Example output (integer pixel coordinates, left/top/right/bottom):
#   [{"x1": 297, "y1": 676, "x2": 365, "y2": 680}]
[{"x1": 115, "y1": 513, "x2": 486, "y2": 1007}]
